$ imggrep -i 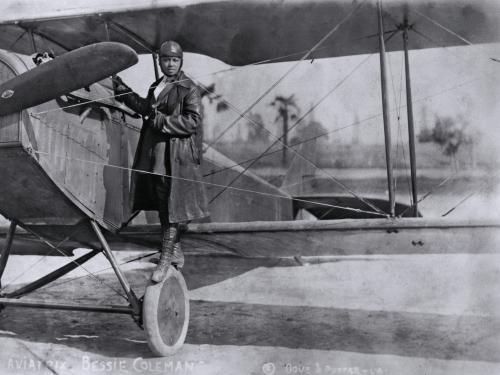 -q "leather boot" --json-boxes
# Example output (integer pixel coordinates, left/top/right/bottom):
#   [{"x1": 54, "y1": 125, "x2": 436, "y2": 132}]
[
  {"x1": 171, "y1": 242, "x2": 184, "y2": 269},
  {"x1": 151, "y1": 227, "x2": 175, "y2": 283}
]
